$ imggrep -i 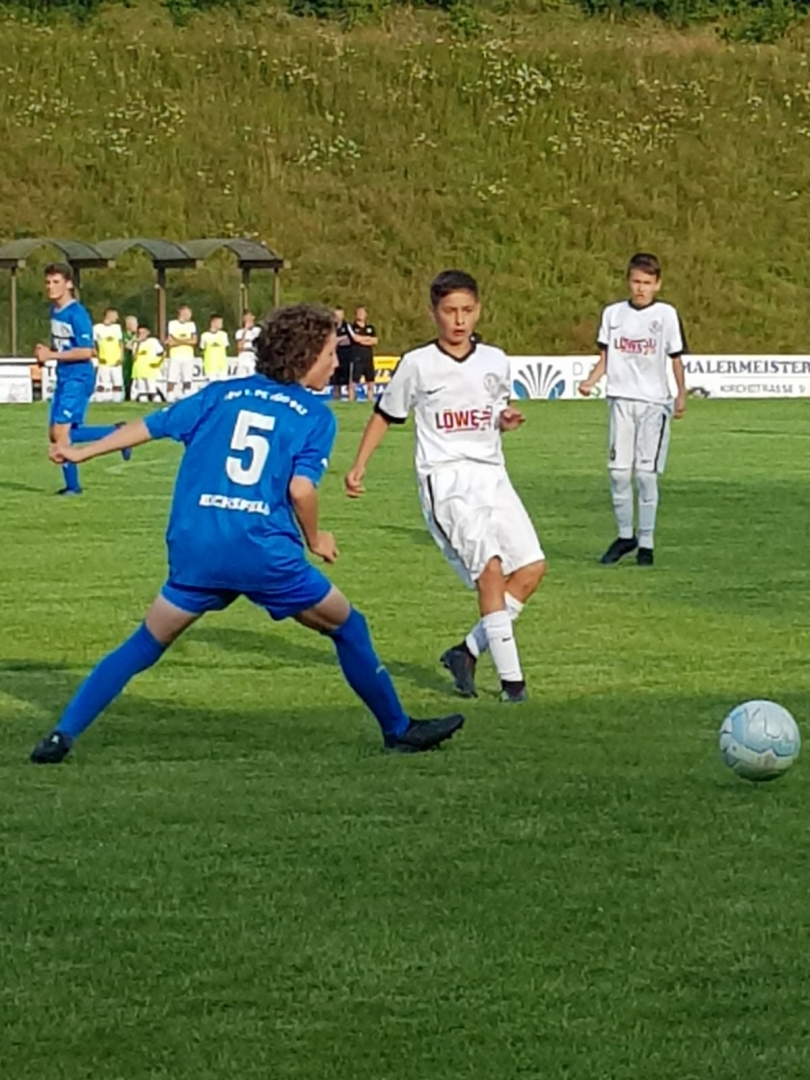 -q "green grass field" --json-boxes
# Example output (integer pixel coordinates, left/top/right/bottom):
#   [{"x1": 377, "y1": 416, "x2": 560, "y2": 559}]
[{"x1": 1, "y1": 398, "x2": 809, "y2": 1078}]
